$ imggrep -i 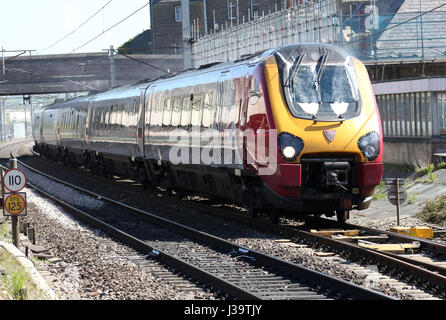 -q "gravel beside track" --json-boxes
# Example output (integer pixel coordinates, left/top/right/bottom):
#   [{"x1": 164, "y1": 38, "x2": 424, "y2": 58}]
[
  {"x1": 1, "y1": 142, "x2": 218, "y2": 300},
  {"x1": 16, "y1": 188, "x2": 218, "y2": 300},
  {"x1": 13, "y1": 141, "x2": 443, "y2": 300}
]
